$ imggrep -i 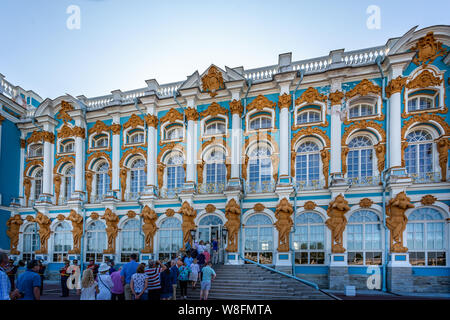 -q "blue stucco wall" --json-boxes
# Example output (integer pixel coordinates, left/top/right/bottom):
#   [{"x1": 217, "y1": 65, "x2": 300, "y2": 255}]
[
  {"x1": 0, "y1": 118, "x2": 20, "y2": 206},
  {"x1": 0, "y1": 209, "x2": 10, "y2": 250}
]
